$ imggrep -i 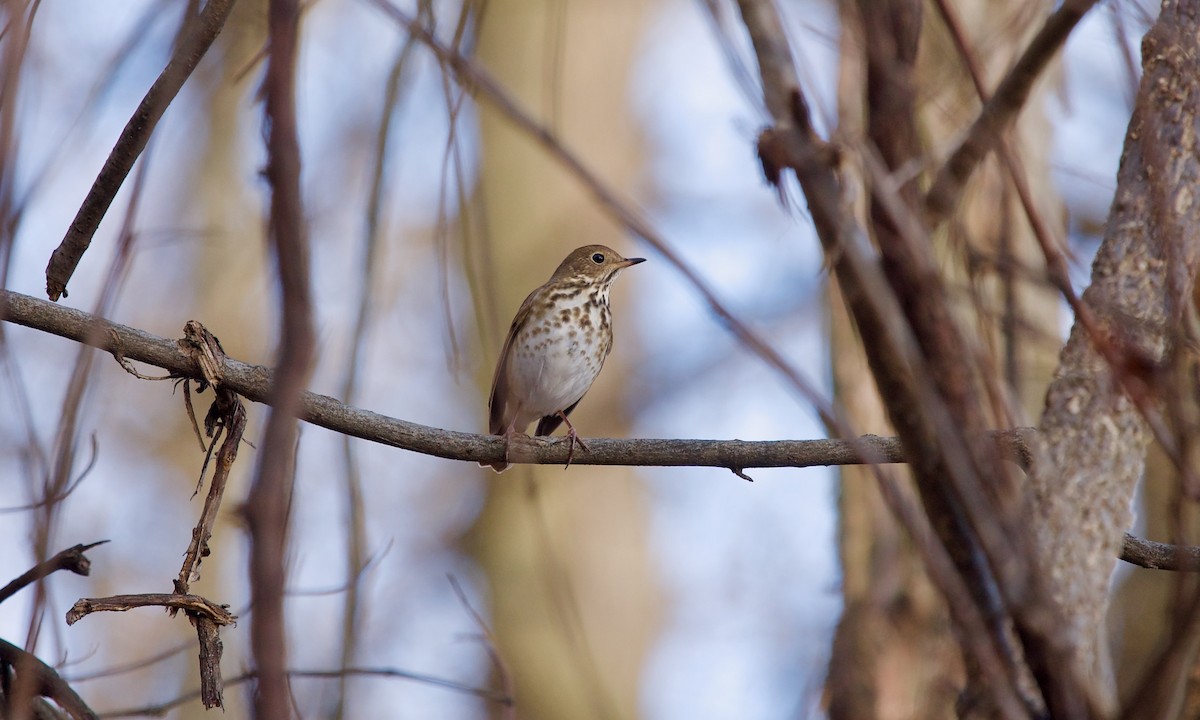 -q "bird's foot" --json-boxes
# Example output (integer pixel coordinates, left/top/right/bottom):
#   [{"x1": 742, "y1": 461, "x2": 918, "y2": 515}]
[{"x1": 555, "y1": 412, "x2": 589, "y2": 468}]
